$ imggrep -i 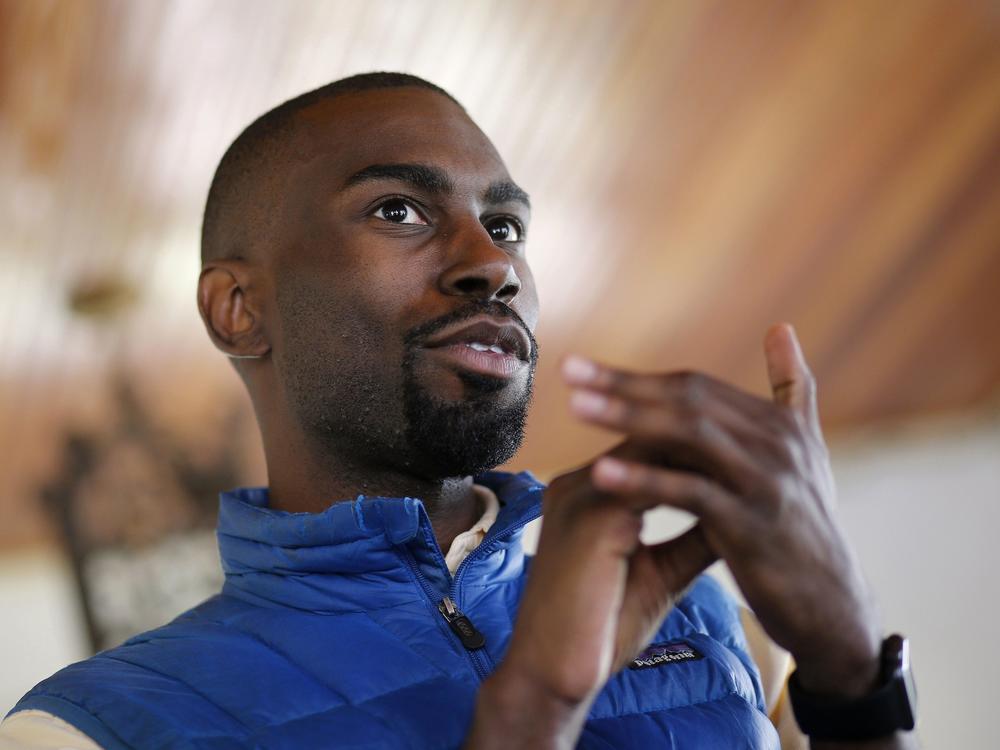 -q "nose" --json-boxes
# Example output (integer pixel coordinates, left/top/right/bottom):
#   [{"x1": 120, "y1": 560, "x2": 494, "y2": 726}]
[{"x1": 438, "y1": 223, "x2": 522, "y2": 304}]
